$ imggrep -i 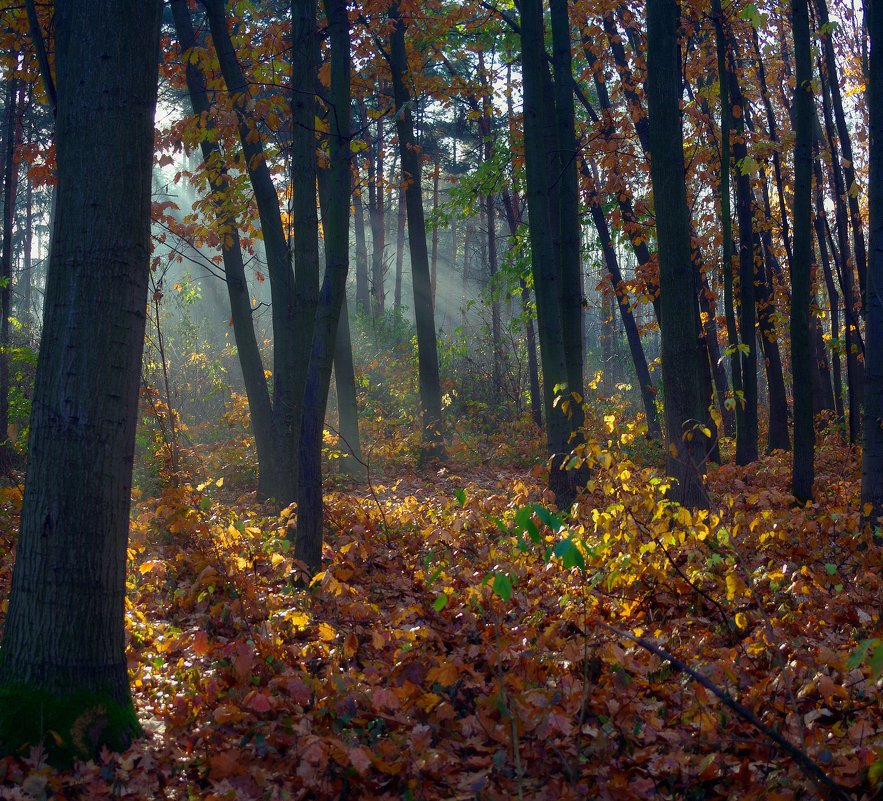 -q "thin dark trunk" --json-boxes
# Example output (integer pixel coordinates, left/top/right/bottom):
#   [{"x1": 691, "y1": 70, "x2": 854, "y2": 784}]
[
  {"x1": 819, "y1": 75, "x2": 862, "y2": 443},
  {"x1": 394, "y1": 184, "x2": 405, "y2": 310},
  {"x1": 367, "y1": 109, "x2": 386, "y2": 317},
  {"x1": 583, "y1": 159, "x2": 661, "y2": 438},
  {"x1": 205, "y1": 0, "x2": 298, "y2": 504},
  {"x1": 353, "y1": 169, "x2": 370, "y2": 313},
  {"x1": 814, "y1": 0, "x2": 868, "y2": 303},
  {"x1": 170, "y1": 0, "x2": 277, "y2": 498},
  {"x1": 501, "y1": 188, "x2": 542, "y2": 428},
  {"x1": 728, "y1": 59, "x2": 759, "y2": 464},
  {"x1": 0, "y1": 77, "x2": 18, "y2": 448},
  {"x1": 430, "y1": 160, "x2": 440, "y2": 310},
  {"x1": 792, "y1": 0, "x2": 815, "y2": 501},
  {"x1": 815, "y1": 158, "x2": 845, "y2": 425},
  {"x1": 333, "y1": 296, "x2": 363, "y2": 481},
  {"x1": 388, "y1": 1, "x2": 444, "y2": 459}
]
